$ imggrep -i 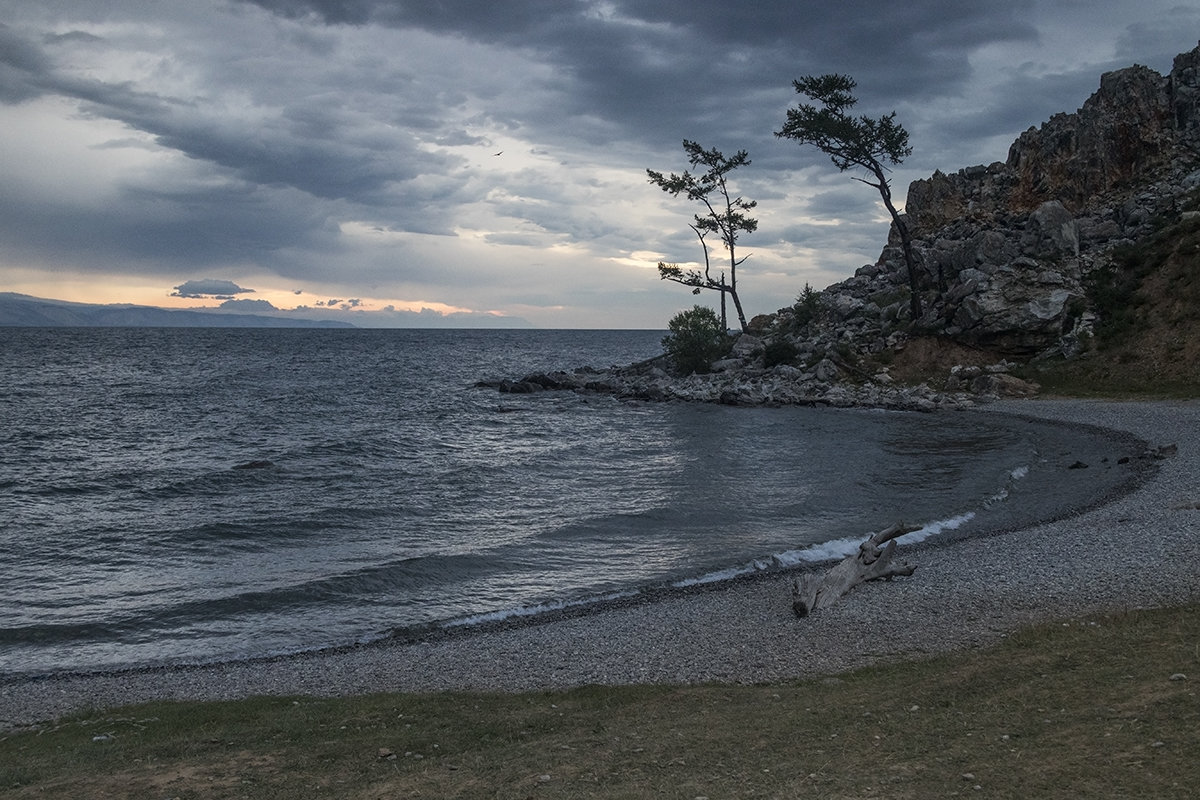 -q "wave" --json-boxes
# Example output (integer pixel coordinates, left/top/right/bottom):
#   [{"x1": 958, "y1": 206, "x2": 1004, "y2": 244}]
[
  {"x1": 676, "y1": 511, "x2": 978, "y2": 588},
  {"x1": 439, "y1": 590, "x2": 642, "y2": 629}
]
